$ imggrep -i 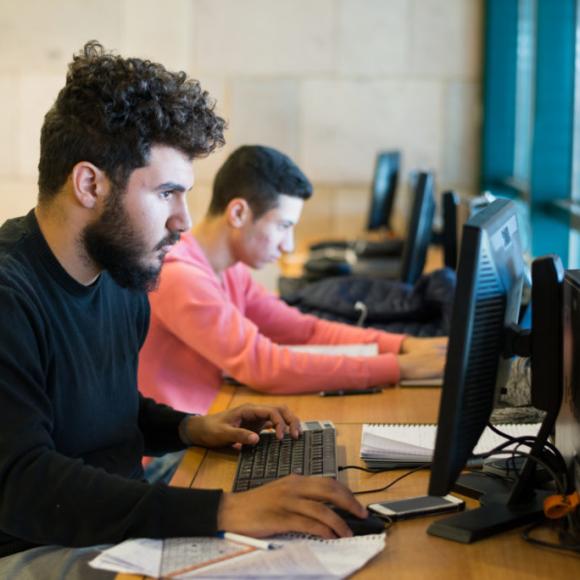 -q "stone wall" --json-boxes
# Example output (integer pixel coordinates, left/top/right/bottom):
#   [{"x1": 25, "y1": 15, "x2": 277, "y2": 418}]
[{"x1": 0, "y1": 0, "x2": 482, "y2": 246}]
